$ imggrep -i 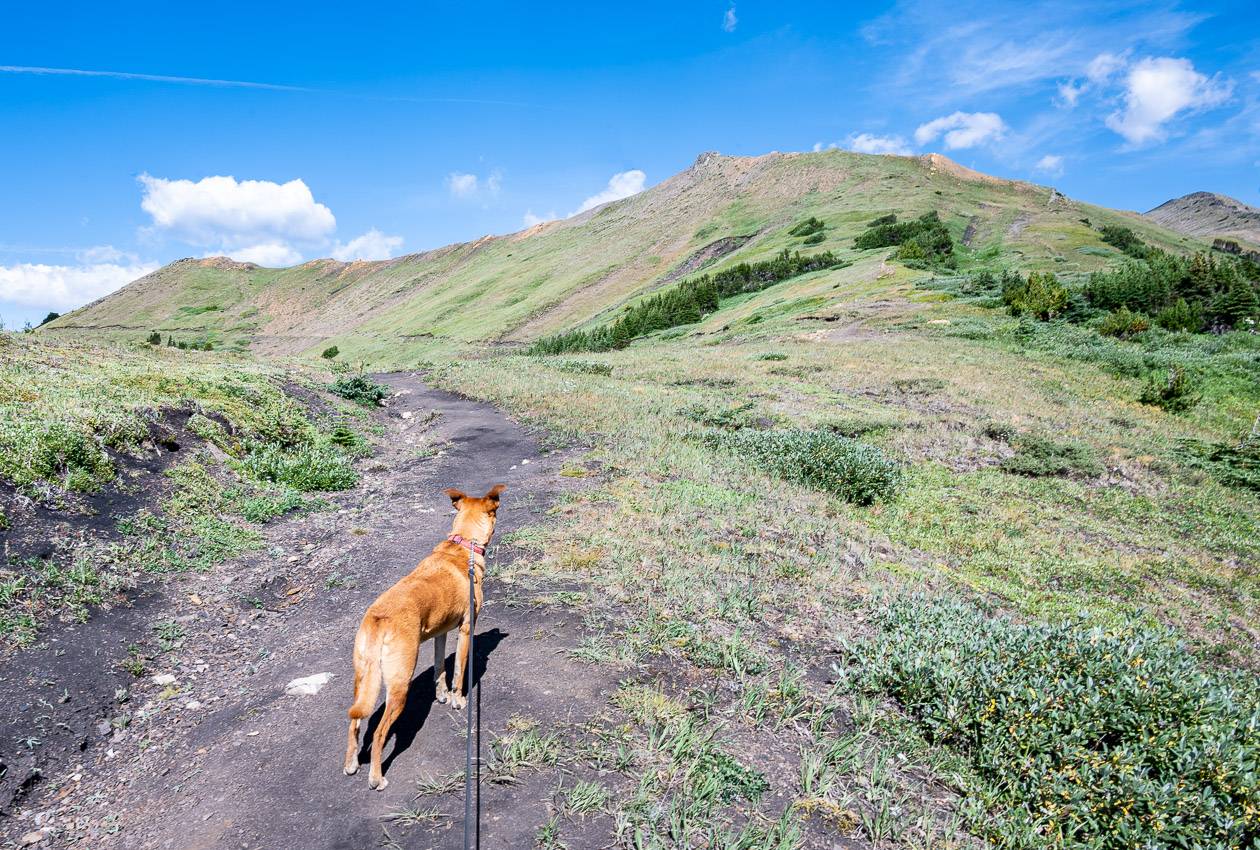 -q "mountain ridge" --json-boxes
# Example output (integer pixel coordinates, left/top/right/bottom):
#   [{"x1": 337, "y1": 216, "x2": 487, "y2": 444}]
[
  {"x1": 44, "y1": 149, "x2": 1203, "y2": 366},
  {"x1": 1144, "y1": 190, "x2": 1260, "y2": 250}
]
